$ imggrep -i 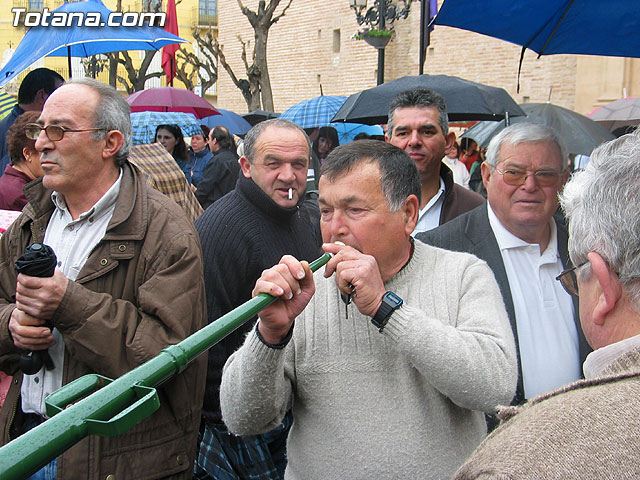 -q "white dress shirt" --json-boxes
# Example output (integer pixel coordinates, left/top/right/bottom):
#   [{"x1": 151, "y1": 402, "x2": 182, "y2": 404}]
[
  {"x1": 488, "y1": 203, "x2": 581, "y2": 399},
  {"x1": 21, "y1": 170, "x2": 122, "y2": 417},
  {"x1": 412, "y1": 177, "x2": 445, "y2": 235}
]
